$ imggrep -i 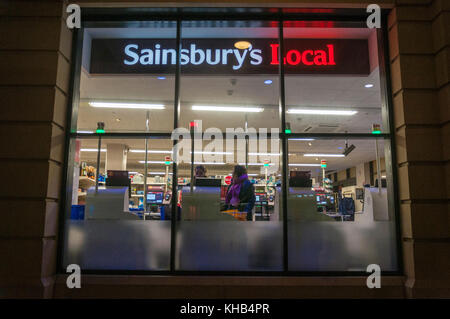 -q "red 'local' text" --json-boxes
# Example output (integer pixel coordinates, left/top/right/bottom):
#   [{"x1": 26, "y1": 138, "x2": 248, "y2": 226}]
[{"x1": 270, "y1": 43, "x2": 336, "y2": 66}]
